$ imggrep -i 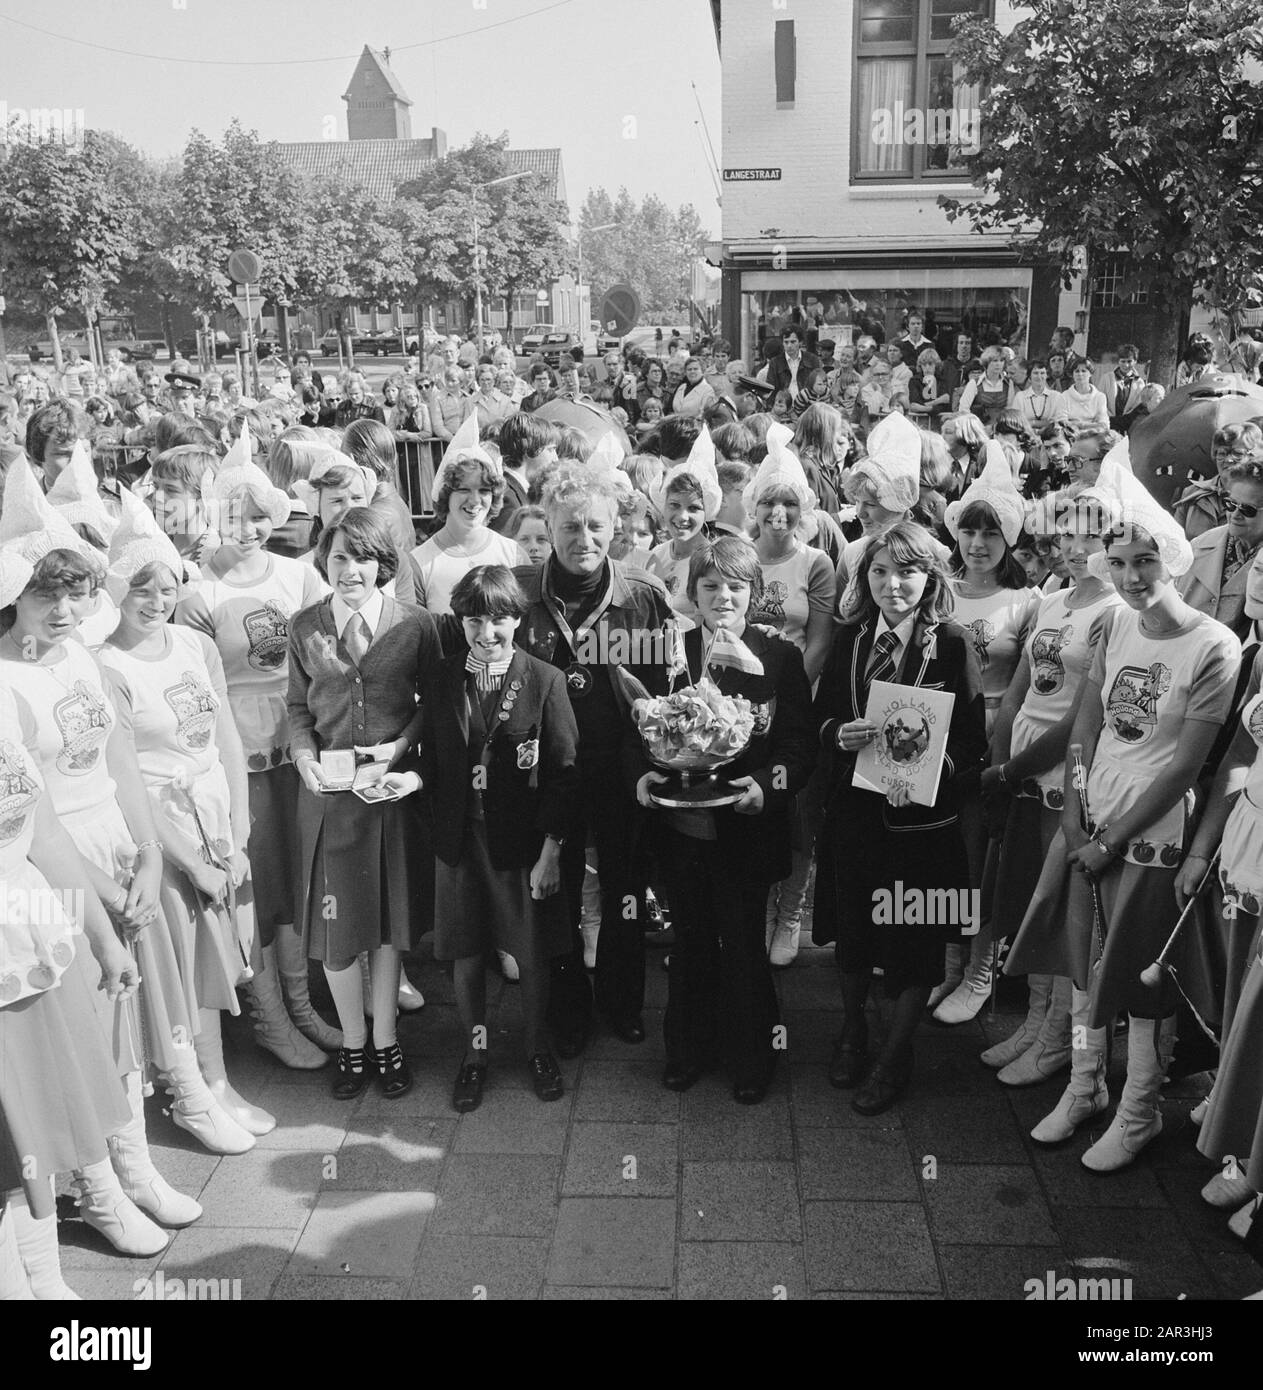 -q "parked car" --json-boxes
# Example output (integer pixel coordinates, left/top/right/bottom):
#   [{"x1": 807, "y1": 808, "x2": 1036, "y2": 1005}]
[
  {"x1": 593, "y1": 320, "x2": 621, "y2": 356},
  {"x1": 353, "y1": 330, "x2": 403, "y2": 356},
  {"x1": 30, "y1": 330, "x2": 161, "y2": 364},
  {"x1": 176, "y1": 331, "x2": 234, "y2": 360},
  {"x1": 621, "y1": 325, "x2": 691, "y2": 357},
  {"x1": 520, "y1": 324, "x2": 554, "y2": 356},
  {"x1": 319, "y1": 329, "x2": 345, "y2": 358},
  {"x1": 539, "y1": 330, "x2": 579, "y2": 367}
]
